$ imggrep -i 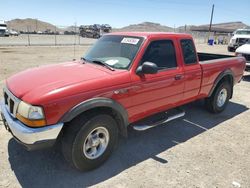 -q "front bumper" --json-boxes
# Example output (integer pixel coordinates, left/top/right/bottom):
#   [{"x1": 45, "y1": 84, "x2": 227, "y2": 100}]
[
  {"x1": 228, "y1": 44, "x2": 238, "y2": 49},
  {"x1": 0, "y1": 101, "x2": 63, "y2": 150}
]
